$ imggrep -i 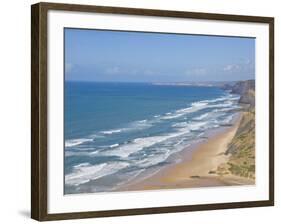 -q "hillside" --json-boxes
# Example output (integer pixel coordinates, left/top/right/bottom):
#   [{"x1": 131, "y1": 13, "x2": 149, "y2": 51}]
[{"x1": 216, "y1": 80, "x2": 255, "y2": 179}]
